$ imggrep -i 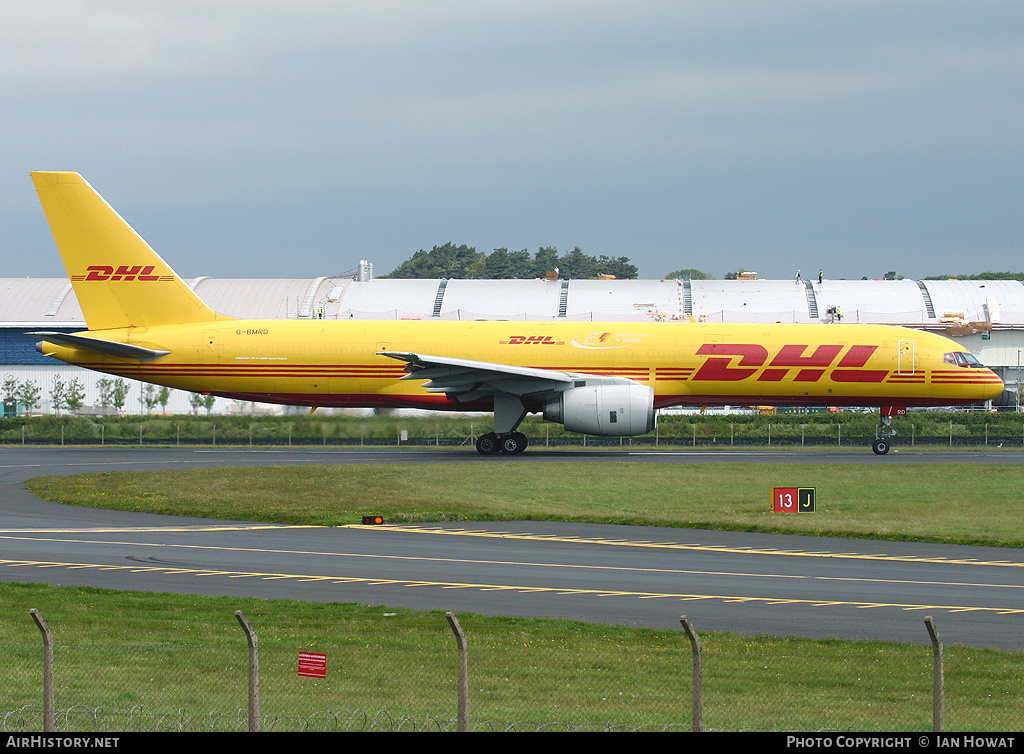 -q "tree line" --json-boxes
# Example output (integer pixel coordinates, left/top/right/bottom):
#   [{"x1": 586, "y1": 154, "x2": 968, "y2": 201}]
[
  {"x1": 380, "y1": 244, "x2": 638, "y2": 279},
  {"x1": 3, "y1": 375, "x2": 215, "y2": 416},
  {"x1": 924, "y1": 272, "x2": 1024, "y2": 281},
  {"x1": 380, "y1": 245, "x2": 1024, "y2": 282}
]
